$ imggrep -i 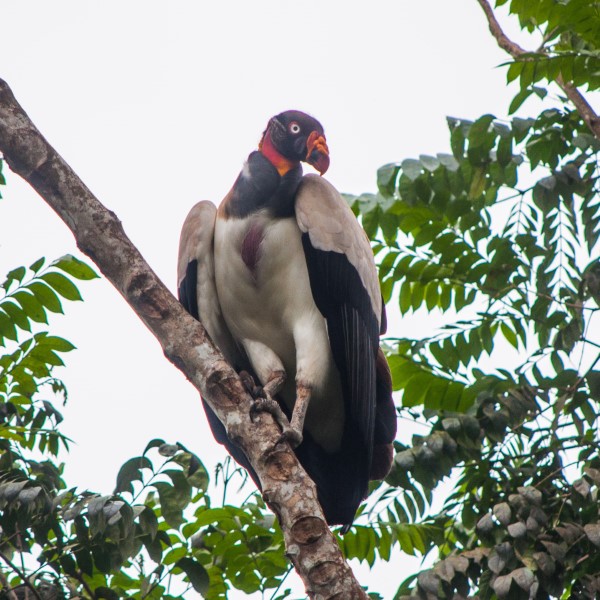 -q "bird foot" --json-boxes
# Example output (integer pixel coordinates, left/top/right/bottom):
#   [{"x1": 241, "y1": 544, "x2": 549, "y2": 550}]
[
  {"x1": 276, "y1": 427, "x2": 303, "y2": 449},
  {"x1": 250, "y1": 397, "x2": 285, "y2": 423},
  {"x1": 250, "y1": 398, "x2": 303, "y2": 448},
  {"x1": 240, "y1": 370, "x2": 262, "y2": 399}
]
